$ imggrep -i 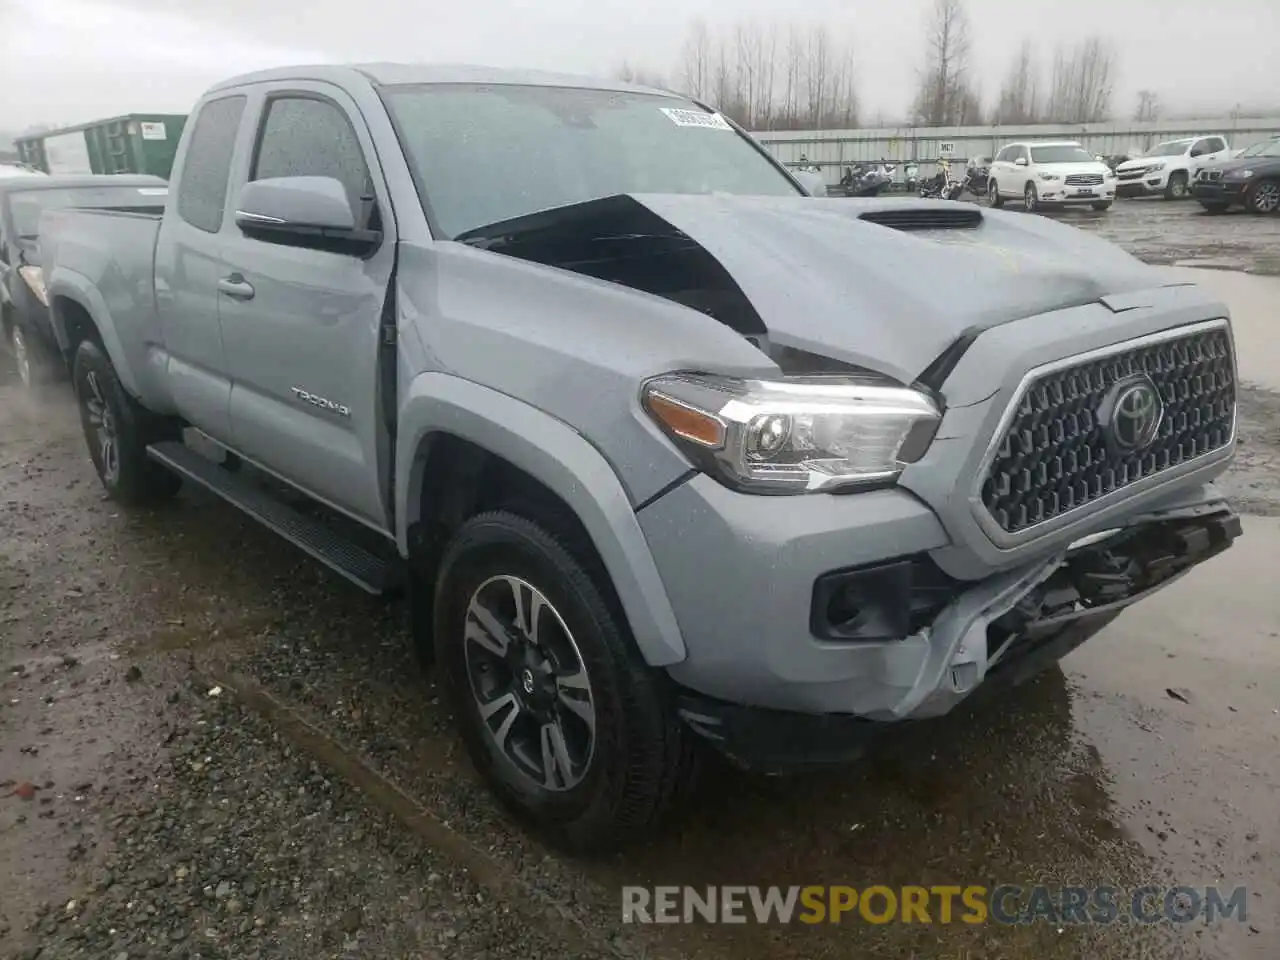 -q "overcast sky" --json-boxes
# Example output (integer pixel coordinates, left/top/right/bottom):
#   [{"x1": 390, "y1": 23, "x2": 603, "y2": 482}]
[{"x1": 1, "y1": 0, "x2": 1275, "y2": 134}]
